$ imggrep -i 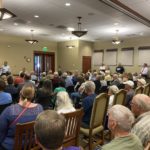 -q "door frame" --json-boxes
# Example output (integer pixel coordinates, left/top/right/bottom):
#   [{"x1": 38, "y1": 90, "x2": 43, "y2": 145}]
[
  {"x1": 33, "y1": 51, "x2": 55, "y2": 73},
  {"x1": 82, "y1": 56, "x2": 91, "y2": 73}
]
